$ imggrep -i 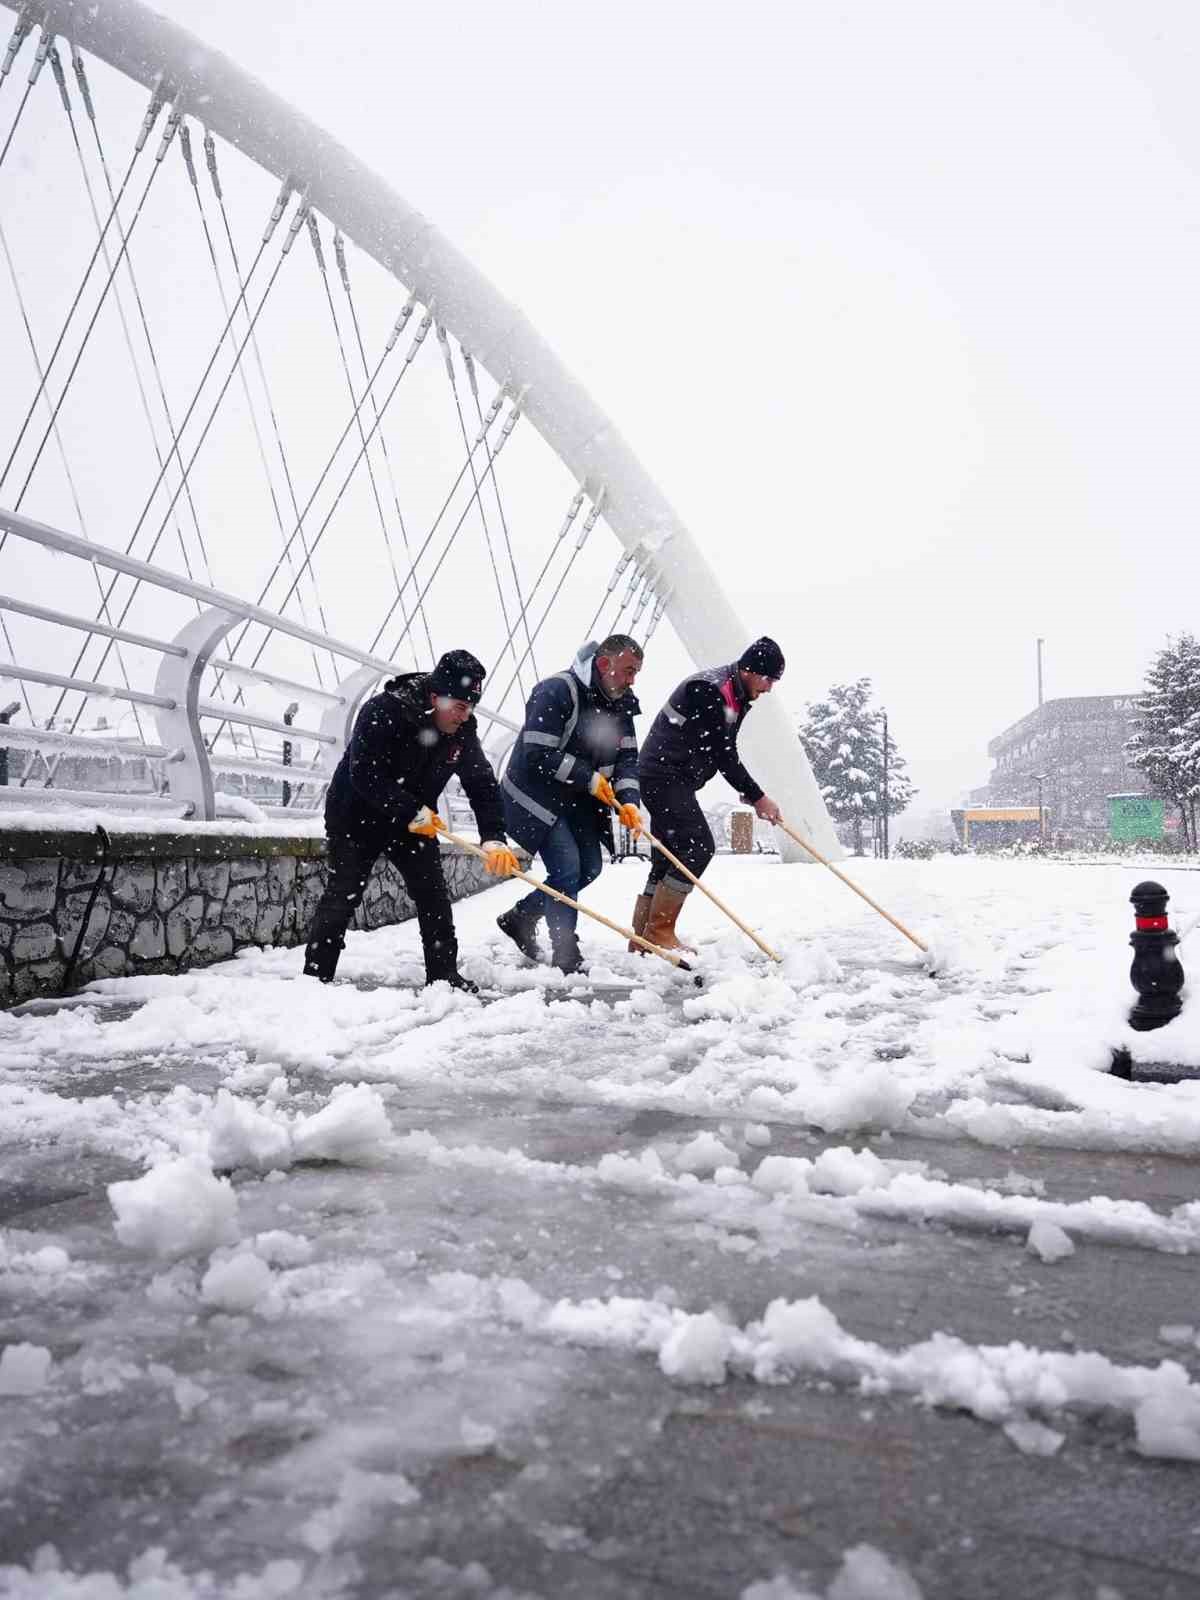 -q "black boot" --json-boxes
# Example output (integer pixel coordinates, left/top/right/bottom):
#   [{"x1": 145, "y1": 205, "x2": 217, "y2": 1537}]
[
  {"x1": 497, "y1": 903, "x2": 542, "y2": 963},
  {"x1": 303, "y1": 933, "x2": 342, "y2": 984},
  {"x1": 426, "y1": 969, "x2": 480, "y2": 995},
  {"x1": 550, "y1": 931, "x2": 585, "y2": 976}
]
